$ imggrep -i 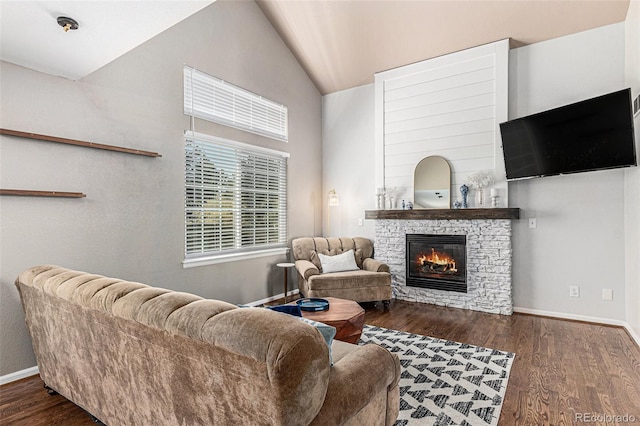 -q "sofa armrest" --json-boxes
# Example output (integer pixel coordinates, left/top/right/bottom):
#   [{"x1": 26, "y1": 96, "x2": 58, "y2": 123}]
[
  {"x1": 295, "y1": 260, "x2": 320, "y2": 280},
  {"x1": 363, "y1": 258, "x2": 390, "y2": 273},
  {"x1": 310, "y1": 343, "x2": 400, "y2": 425}
]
